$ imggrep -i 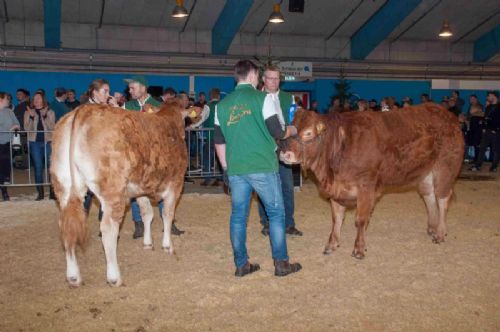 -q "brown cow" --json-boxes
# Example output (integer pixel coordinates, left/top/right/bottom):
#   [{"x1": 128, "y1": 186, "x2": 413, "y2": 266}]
[
  {"x1": 50, "y1": 102, "x2": 188, "y2": 287},
  {"x1": 280, "y1": 103, "x2": 464, "y2": 258}
]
